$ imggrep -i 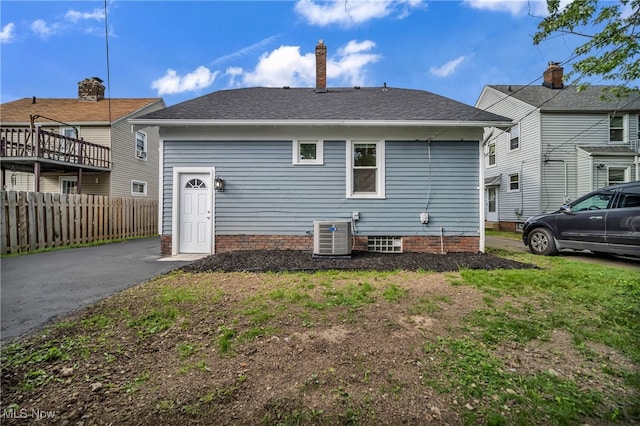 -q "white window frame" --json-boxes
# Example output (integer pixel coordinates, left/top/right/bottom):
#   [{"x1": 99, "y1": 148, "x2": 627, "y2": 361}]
[
  {"x1": 609, "y1": 115, "x2": 627, "y2": 144},
  {"x1": 487, "y1": 142, "x2": 496, "y2": 167},
  {"x1": 60, "y1": 126, "x2": 78, "y2": 139},
  {"x1": 131, "y1": 180, "x2": 147, "y2": 196},
  {"x1": 508, "y1": 173, "x2": 520, "y2": 192},
  {"x1": 135, "y1": 131, "x2": 148, "y2": 160},
  {"x1": 346, "y1": 140, "x2": 385, "y2": 199},
  {"x1": 59, "y1": 176, "x2": 78, "y2": 194},
  {"x1": 509, "y1": 123, "x2": 520, "y2": 151},
  {"x1": 607, "y1": 166, "x2": 630, "y2": 185},
  {"x1": 292, "y1": 139, "x2": 323, "y2": 165}
]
